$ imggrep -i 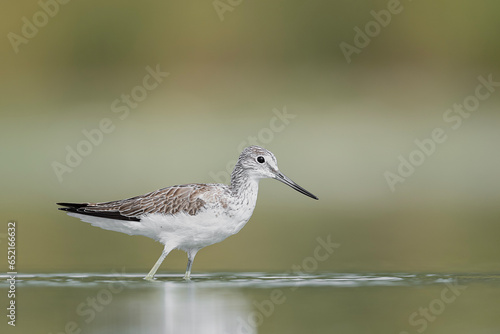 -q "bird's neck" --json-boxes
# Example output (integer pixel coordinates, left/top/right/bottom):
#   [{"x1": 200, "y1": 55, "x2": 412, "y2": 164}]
[
  {"x1": 229, "y1": 164, "x2": 260, "y2": 199},
  {"x1": 228, "y1": 164, "x2": 260, "y2": 228}
]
